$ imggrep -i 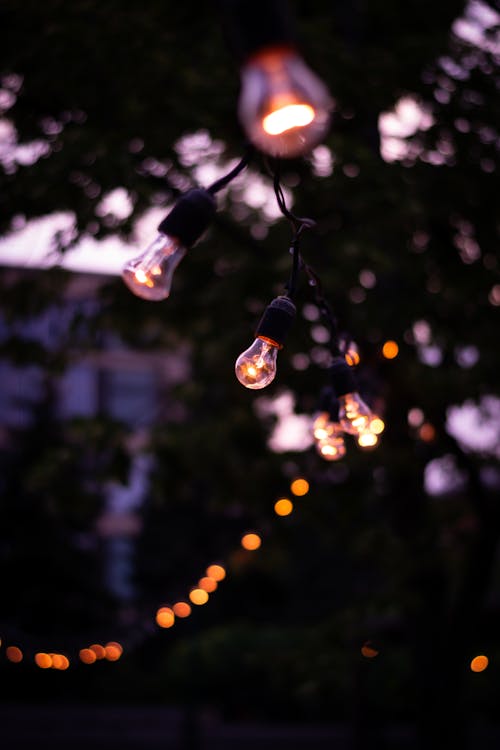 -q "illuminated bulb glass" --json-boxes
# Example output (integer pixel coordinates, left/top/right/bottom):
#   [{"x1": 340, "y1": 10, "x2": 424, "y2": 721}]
[
  {"x1": 369, "y1": 416, "x2": 385, "y2": 435},
  {"x1": 235, "y1": 337, "x2": 279, "y2": 389},
  {"x1": 312, "y1": 411, "x2": 335, "y2": 441},
  {"x1": 338, "y1": 392, "x2": 372, "y2": 435},
  {"x1": 239, "y1": 47, "x2": 332, "y2": 158},
  {"x1": 122, "y1": 234, "x2": 186, "y2": 301},
  {"x1": 316, "y1": 433, "x2": 346, "y2": 461},
  {"x1": 357, "y1": 430, "x2": 378, "y2": 448}
]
